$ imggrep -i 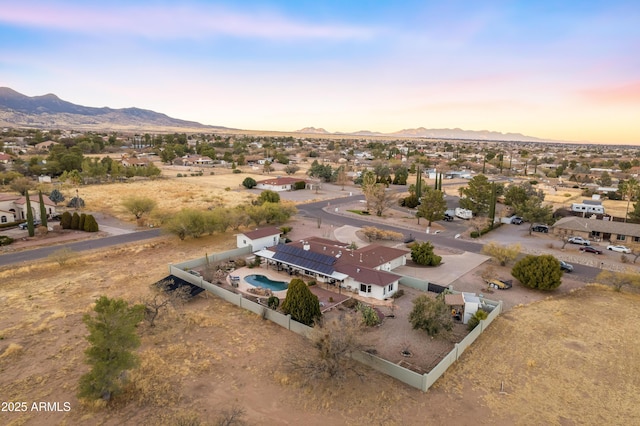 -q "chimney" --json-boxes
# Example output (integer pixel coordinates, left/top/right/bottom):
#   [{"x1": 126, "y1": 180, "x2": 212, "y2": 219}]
[{"x1": 303, "y1": 243, "x2": 310, "y2": 251}]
